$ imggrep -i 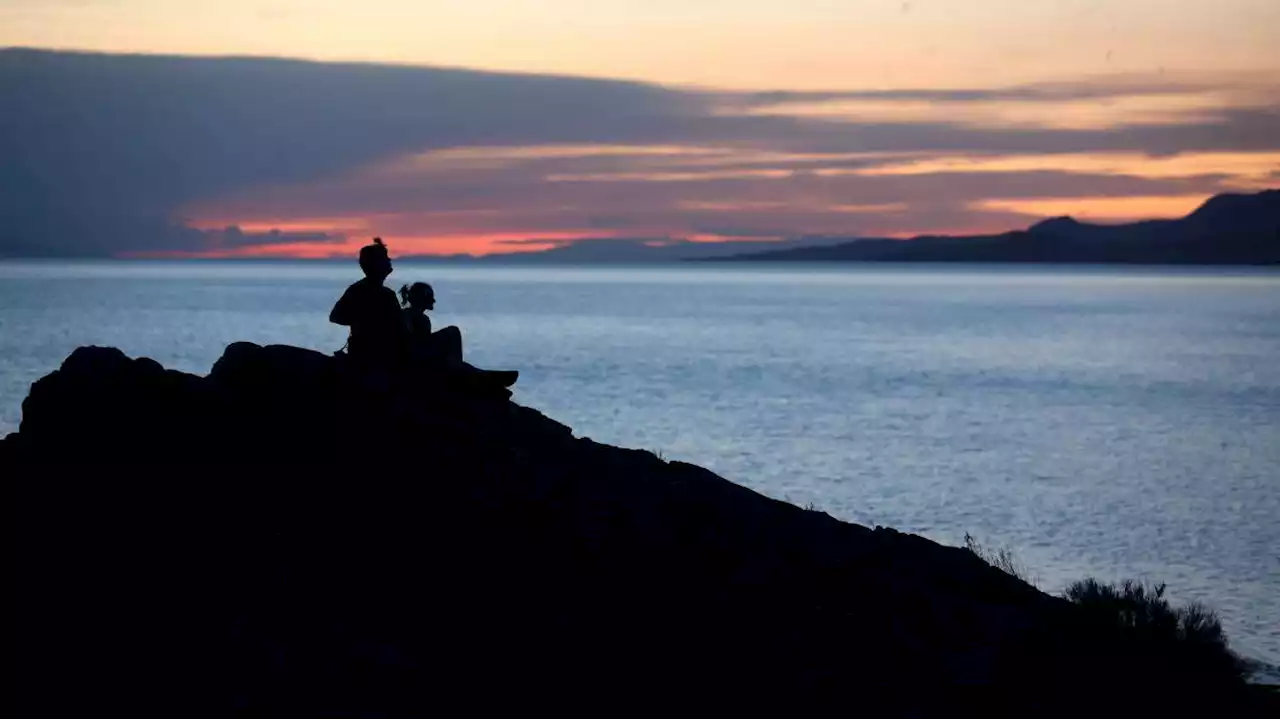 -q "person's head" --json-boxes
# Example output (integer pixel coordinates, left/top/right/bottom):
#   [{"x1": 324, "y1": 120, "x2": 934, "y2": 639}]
[
  {"x1": 358, "y1": 237, "x2": 392, "y2": 281},
  {"x1": 399, "y1": 281, "x2": 435, "y2": 312}
]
